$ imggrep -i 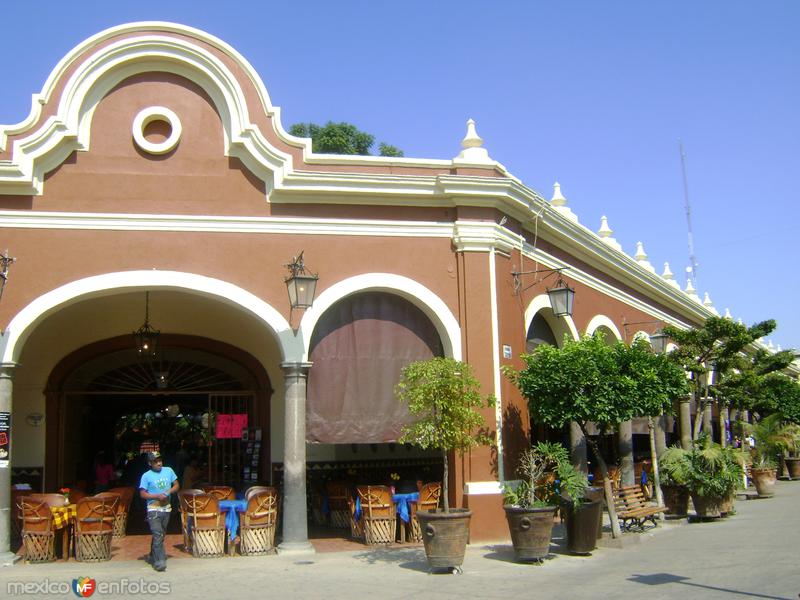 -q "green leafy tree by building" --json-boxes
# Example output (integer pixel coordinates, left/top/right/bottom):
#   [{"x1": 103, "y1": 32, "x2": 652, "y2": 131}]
[
  {"x1": 289, "y1": 122, "x2": 403, "y2": 156},
  {"x1": 395, "y1": 357, "x2": 492, "y2": 513},
  {"x1": 505, "y1": 334, "x2": 687, "y2": 537}
]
